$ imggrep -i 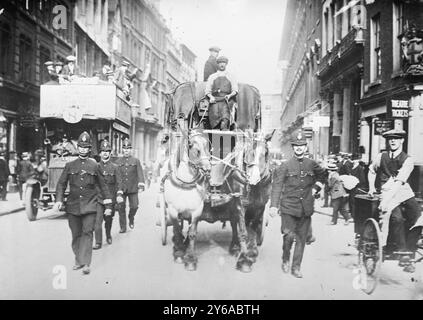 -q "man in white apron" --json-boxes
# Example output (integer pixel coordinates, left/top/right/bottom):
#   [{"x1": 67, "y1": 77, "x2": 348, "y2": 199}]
[{"x1": 368, "y1": 129, "x2": 422, "y2": 273}]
